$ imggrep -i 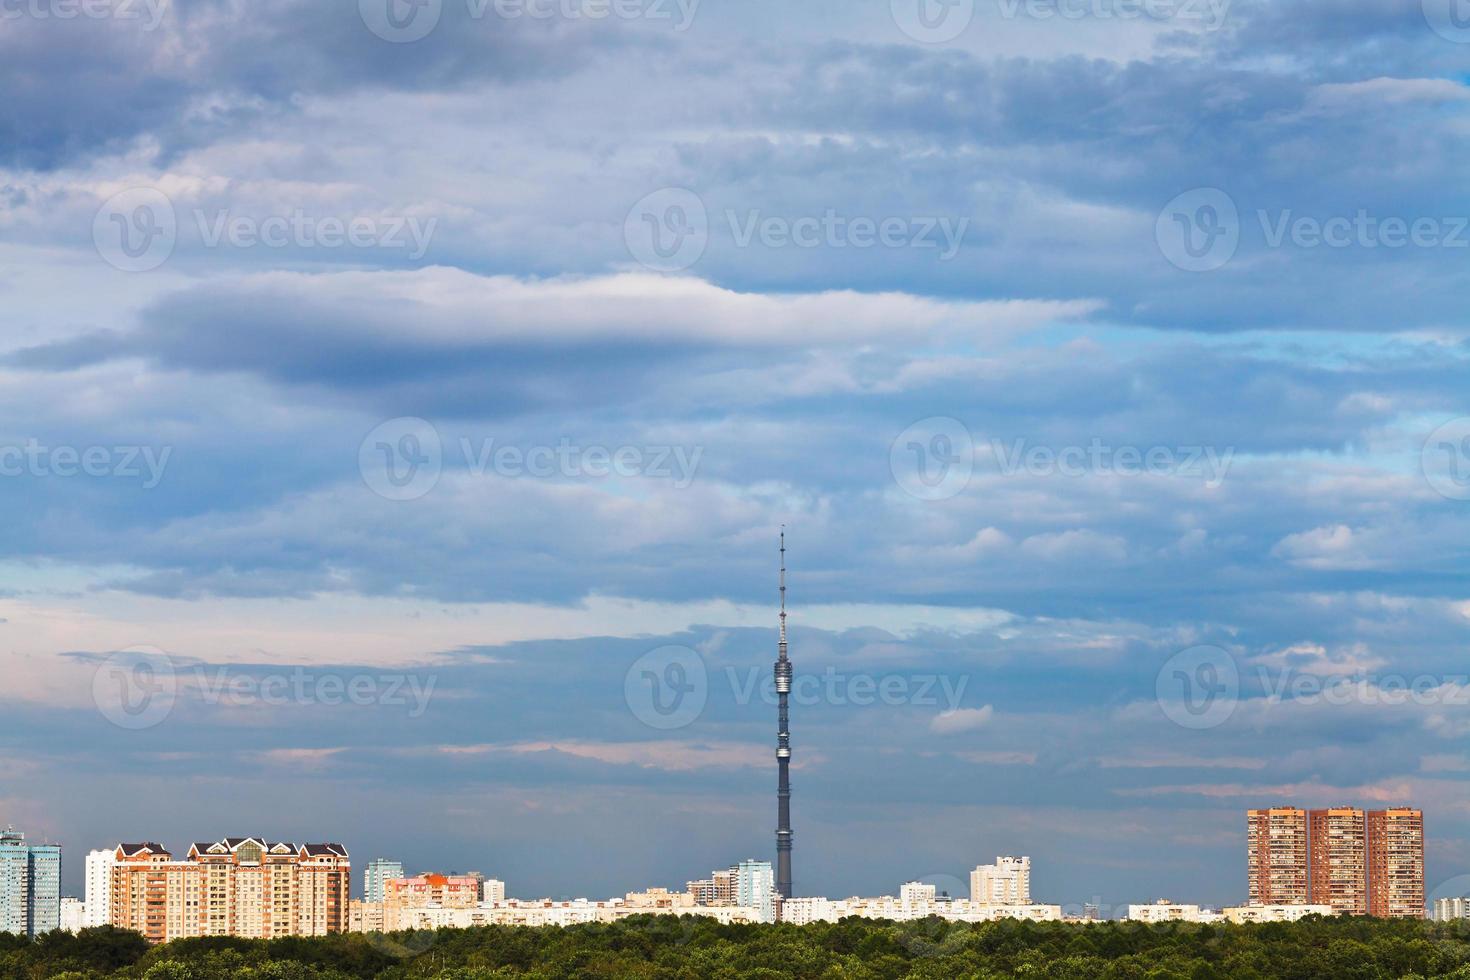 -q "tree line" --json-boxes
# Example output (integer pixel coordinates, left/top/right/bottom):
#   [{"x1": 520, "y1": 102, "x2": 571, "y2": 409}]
[{"x1": 6, "y1": 915, "x2": 1470, "y2": 979}]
